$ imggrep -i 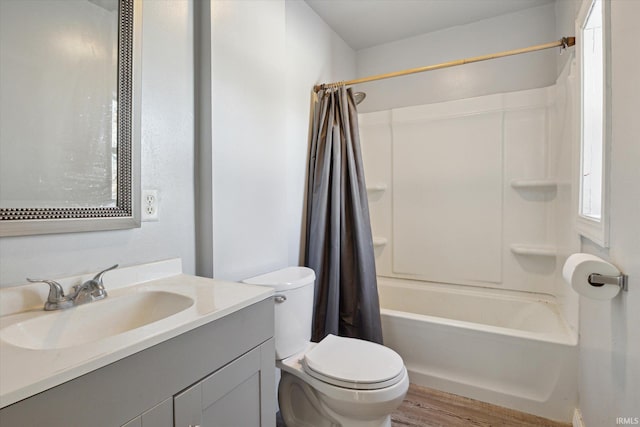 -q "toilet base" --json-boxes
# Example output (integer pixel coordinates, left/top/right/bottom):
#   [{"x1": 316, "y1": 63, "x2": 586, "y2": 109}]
[{"x1": 278, "y1": 371, "x2": 402, "y2": 427}]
